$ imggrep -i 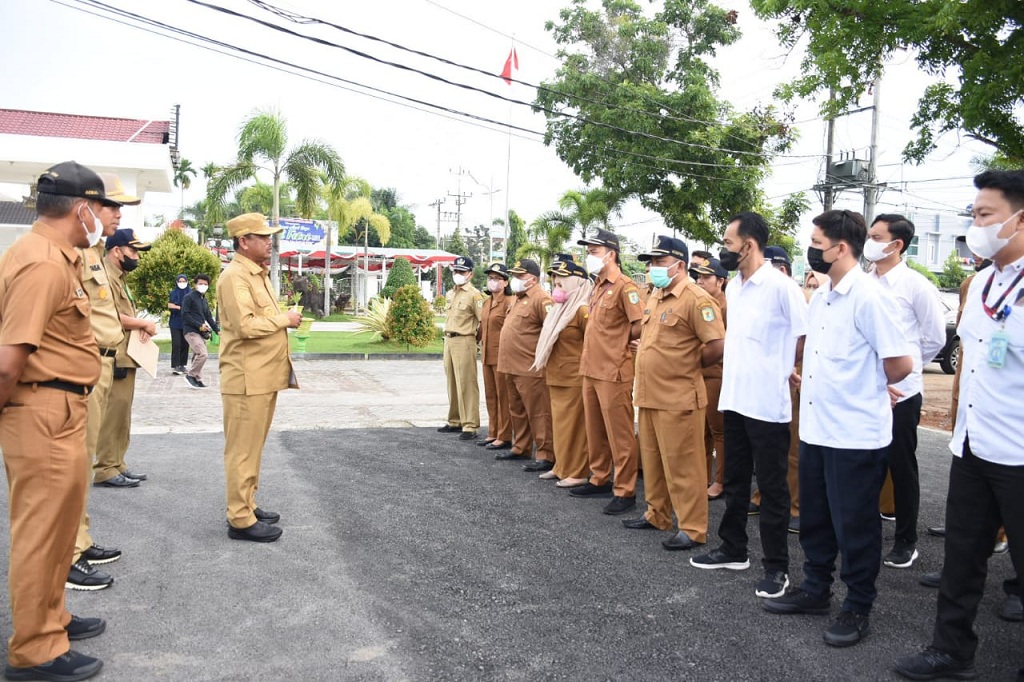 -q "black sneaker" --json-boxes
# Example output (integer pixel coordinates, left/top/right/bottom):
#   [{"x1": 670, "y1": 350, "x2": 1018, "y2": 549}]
[
  {"x1": 755, "y1": 571, "x2": 790, "y2": 598},
  {"x1": 4, "y1": 650, "x2": 103, "y2": 681},
  {"x1": 788, "y1": 516, "x2": 800, "y2": 534},
  {"x1": 194, "y1": 378, "x2": 209, "y2": 389},
  {"x1": 82, "y1": 544, "x2": 121, "y2": 565},
  {"x1": 602, "y1": 496, "x2": 636, "y2": 515},
  {"x1": 881, "y1": 512, "x2": 896, "y2": 522},
  {"x1": 65, "y1": 615, "x2": 106, "y2": 641},
  {"x1": 761, "y1": 588, "x2": 830, "y2": 615},
  {"x1": 884, "y1": 543, "x2": 919, "y2": 569},
  {"x1": 171, "y1": 366, "x2": 184, "y2": 375},
  {"x1": 66, "y1": 559, "x2": 113, "y2": 591},
  {"x1": 894, "y1": 647, "x2": 978, "y2": 680},
  {"x1": 184, "y1": 375, "x2": 201, "y2": 389},
  {"x1": 690, "y1": 548, "x2": 750, "y2": 571},
  {"x1": 569, "y1": 482, "x2": 613, "y2": 497},
  {"x1": 824, "y1": 610, "x2": 870, "y2": 647},
  {"x1": 748, "y1": 502, "x2": 760, "y2": 516}
]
